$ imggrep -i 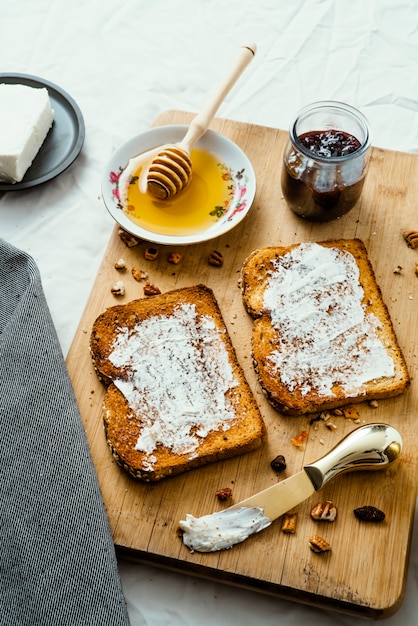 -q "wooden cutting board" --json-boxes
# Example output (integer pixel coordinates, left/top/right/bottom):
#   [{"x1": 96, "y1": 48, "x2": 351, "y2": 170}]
[{"x1": 66, "y1": 110, "x2": 418, "y2": 619}]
